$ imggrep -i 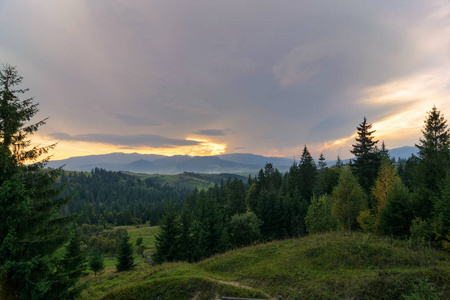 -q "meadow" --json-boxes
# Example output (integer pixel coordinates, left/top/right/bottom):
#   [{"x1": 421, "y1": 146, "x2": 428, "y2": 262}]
[{"x1": 80, "y1": 226, "x2": 450, "y2": 300}]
